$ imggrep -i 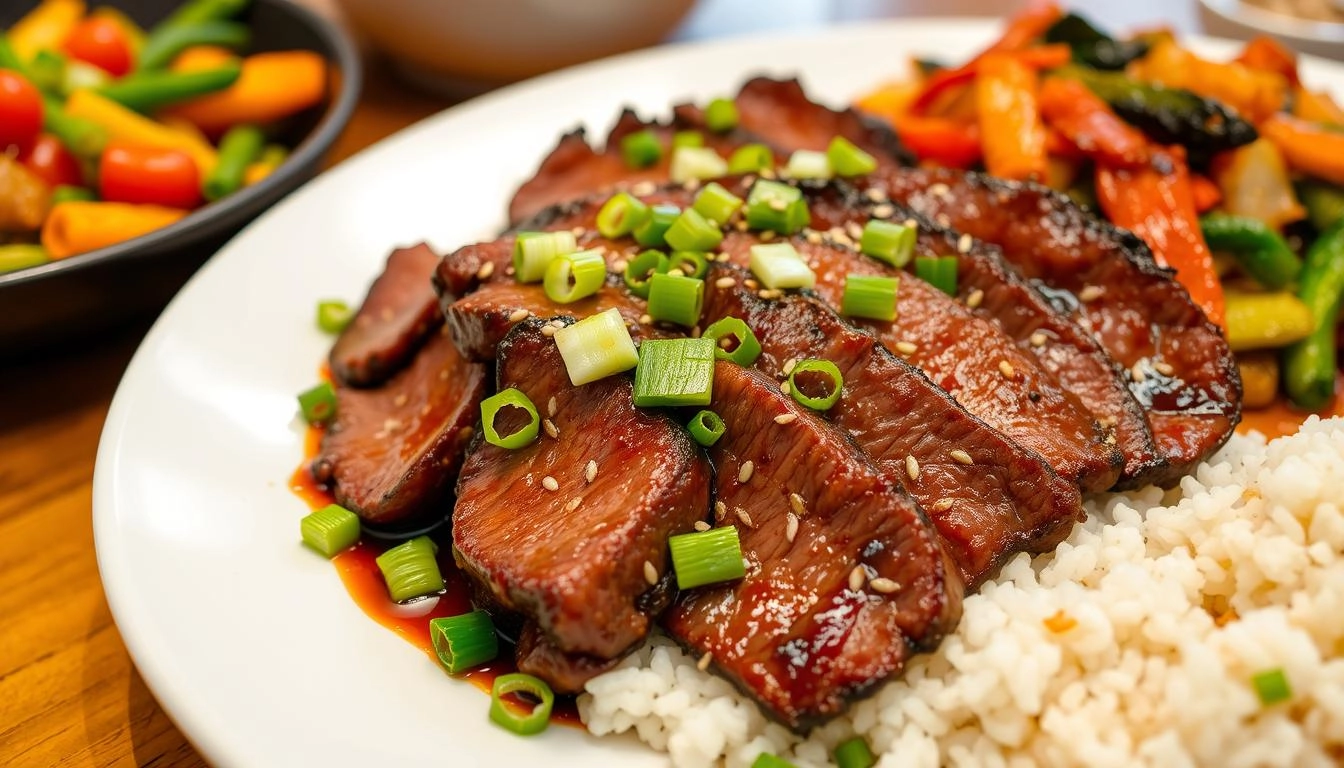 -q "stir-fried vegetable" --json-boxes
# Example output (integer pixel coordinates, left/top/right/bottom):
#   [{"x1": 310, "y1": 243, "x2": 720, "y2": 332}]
[{"x1": 1284, "y1": 222, "x2": 1344, "y2": 409}]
